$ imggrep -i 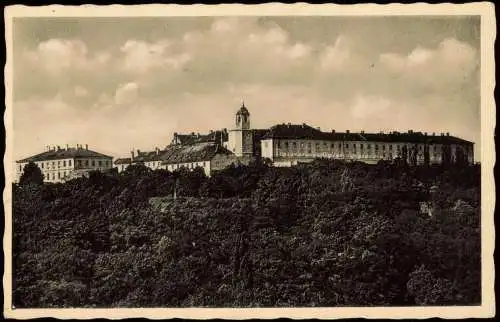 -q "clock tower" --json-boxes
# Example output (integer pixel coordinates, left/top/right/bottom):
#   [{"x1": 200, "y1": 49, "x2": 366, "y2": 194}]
[{"x1": 228, "y1": 101, "x2": 253, "y2": 157}]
